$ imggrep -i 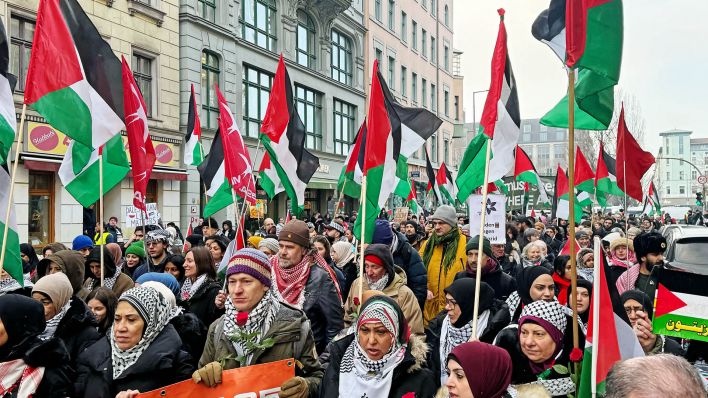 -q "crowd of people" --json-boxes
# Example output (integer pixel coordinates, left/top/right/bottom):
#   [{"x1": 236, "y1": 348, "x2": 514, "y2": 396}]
[{"x1": 1, "y1": 205, "x2": 706, "y2": 398}]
